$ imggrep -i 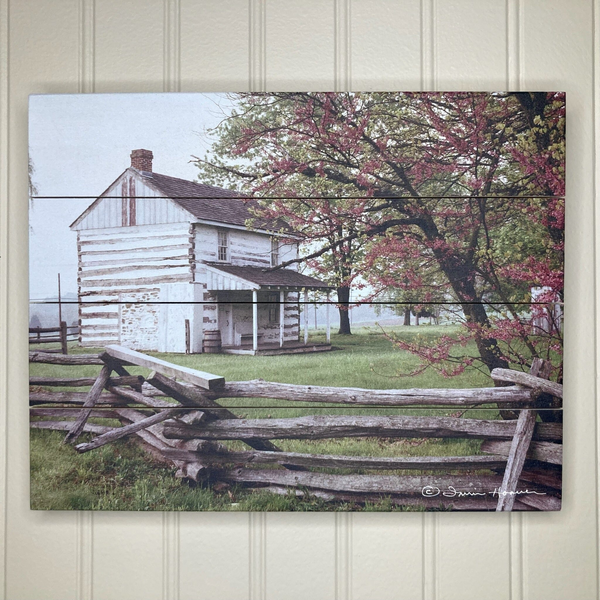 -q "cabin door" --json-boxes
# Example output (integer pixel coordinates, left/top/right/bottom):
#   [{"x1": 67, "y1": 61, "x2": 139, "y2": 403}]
[
  {"x1": 160, "y1": 303, "x2": 189, "y2": 353},
  {"x1": 218, "y1": 303, "x2": 234, "y2": 346},
  {"x1": 158, "y1": 284, "x2": 195, "y2": 353}
]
